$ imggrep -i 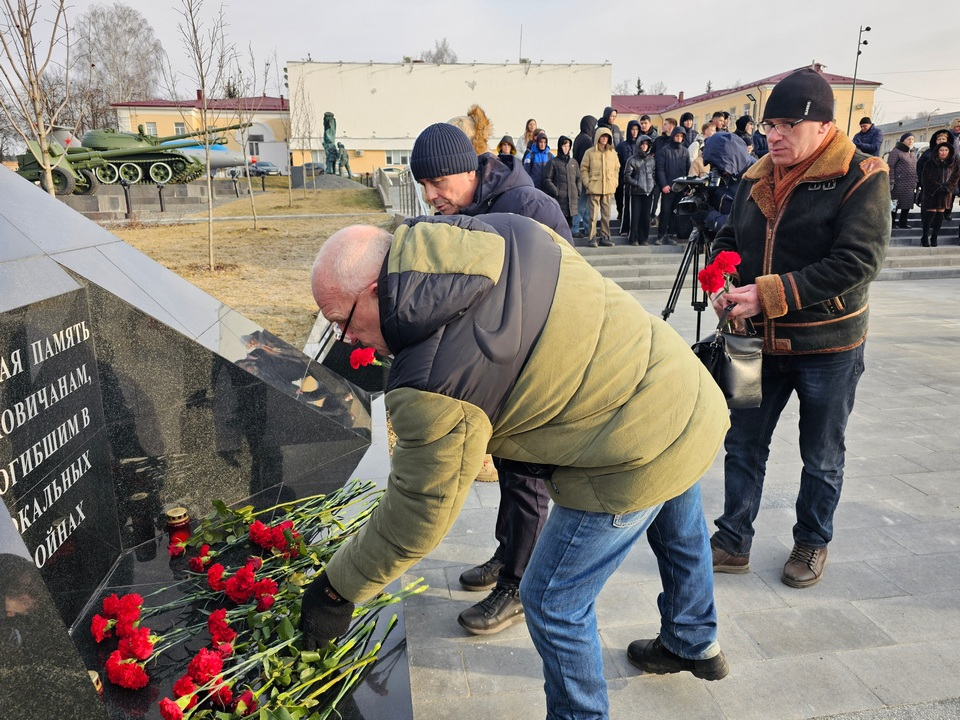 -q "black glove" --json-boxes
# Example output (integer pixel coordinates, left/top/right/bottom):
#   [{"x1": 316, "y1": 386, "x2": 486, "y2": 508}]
[{"x1": 299, "y1": 571, "x2": 355, "y2": 650}]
